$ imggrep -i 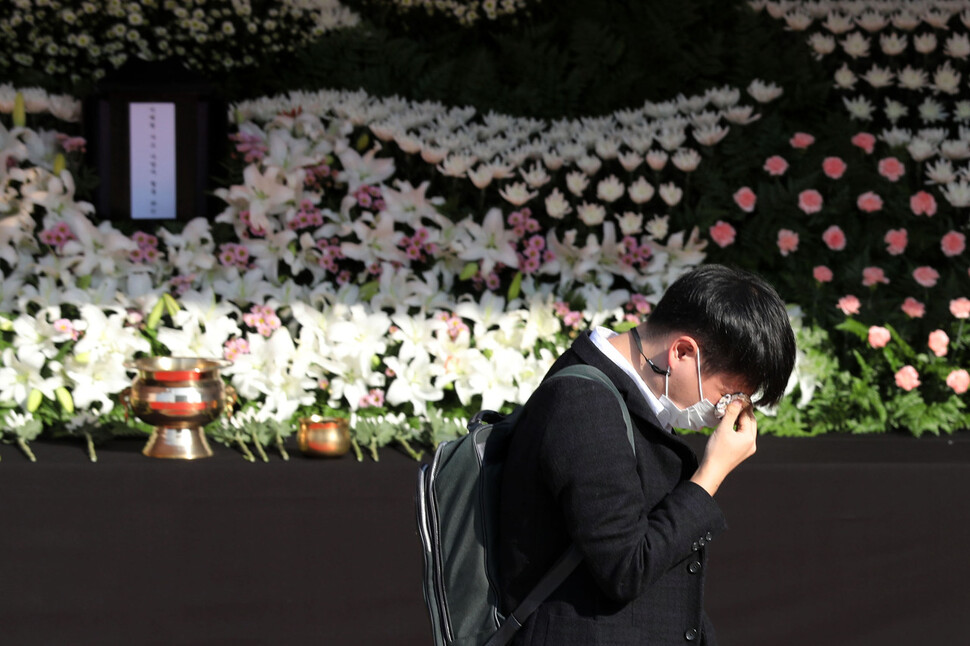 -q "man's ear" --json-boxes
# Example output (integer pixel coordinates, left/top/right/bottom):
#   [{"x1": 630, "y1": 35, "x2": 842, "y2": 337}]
[{"x1": 668, "y1": 335, "x2": 698, "y2": 364}]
